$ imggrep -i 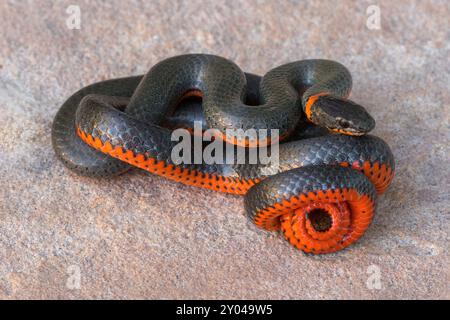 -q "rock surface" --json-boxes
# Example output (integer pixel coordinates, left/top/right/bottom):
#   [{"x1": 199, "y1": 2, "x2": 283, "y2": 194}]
[{"x1": 0, "y1": 0, "x2": 448, "y2": 299}]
